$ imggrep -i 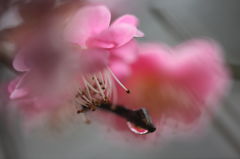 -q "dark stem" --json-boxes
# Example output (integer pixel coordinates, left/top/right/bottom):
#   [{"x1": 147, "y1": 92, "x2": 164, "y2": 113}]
[{"x1": 99, "y1": 103, "x2": 156, "y2": 133}]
